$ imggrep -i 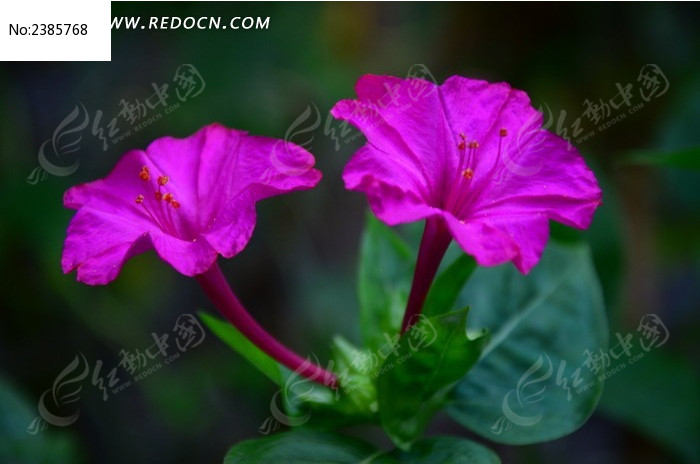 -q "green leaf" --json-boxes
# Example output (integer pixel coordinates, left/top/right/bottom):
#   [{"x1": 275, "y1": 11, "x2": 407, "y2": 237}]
[
  {"x1": 198, "y1": 312, "x2": 287, "y2": 386},
  {"x1": 448, "y1": 242, "x2": 608, "y2": 444},
  {"x1": 358, "y1": 213, "x2": 413, "y2": 354},
  {"x1": 377, "y1": 309, "x2": 488, "y2": 448},
  {"x1": 423, "y1": 254, "x2": 476, "y2": 318},
  {"x1": 223, "y1": 431, "x2": 500, "y2": 464},
  {"x1": 619, "y1": 146, "x2": 700, "y2": 171},
  {"x1": 224, "y1": 429, "x2": 382, "y2": 464},
  {"x1": 382, "y1": 436, "x2": 500, "y2": 463}
]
